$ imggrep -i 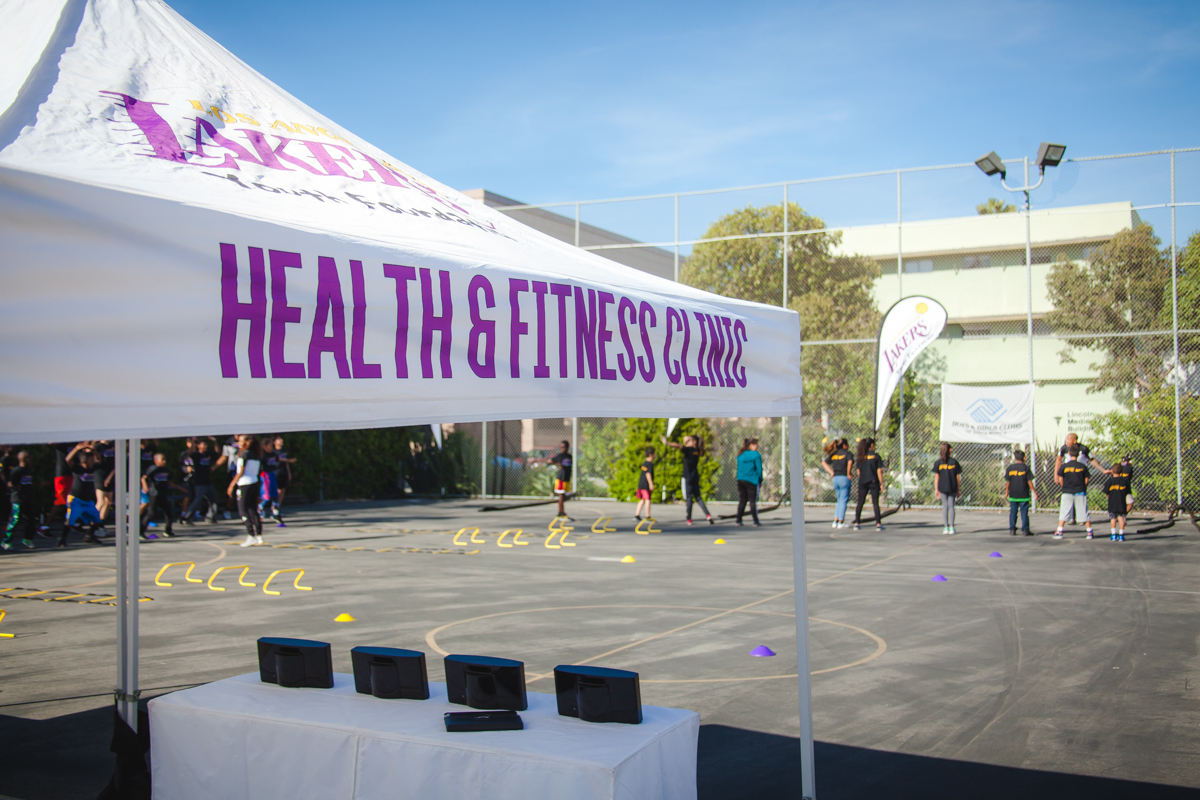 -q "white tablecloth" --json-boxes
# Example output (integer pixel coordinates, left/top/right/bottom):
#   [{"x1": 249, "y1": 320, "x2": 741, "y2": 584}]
[{"x1": 149, "y1": 673, "x2": 699, "y2": 800}]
